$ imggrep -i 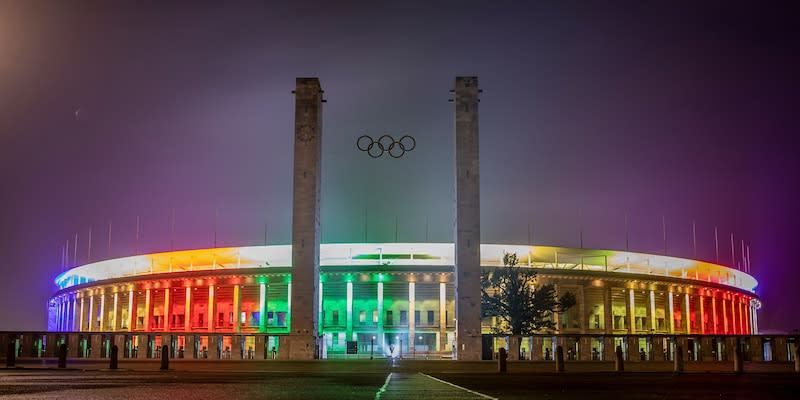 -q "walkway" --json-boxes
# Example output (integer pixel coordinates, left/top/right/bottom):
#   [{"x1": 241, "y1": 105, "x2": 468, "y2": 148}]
[{"x1": 375, "y1": 372, "x2": 497, "y2": 400}]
